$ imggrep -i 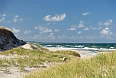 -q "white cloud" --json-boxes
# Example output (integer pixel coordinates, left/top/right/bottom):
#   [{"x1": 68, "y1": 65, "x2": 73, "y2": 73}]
[
  {"x1": 33, "y1": 35, "x2": 38, "y2": 39},
  {"x1": 35, "y1": 25, "x2": 52, "y2": 34},
  {"x1": 13, "y1": 15, "x2": 23, "y2": 22},
  {"x1": 2, "y1": 14, "x2": 6, "y2": 17},
  {"x1": 0, "y1": 14, "x2": 6, "y2": 22},
  {"x1": 100, "y1": 27, "x2": 112, "y2": 35},
  {"x1": 104, "y1": 19, "x2": 112, "y2": 26},
  {"x1": 35, "y1": 27, "x2": 38, "y2": 29},
  {"x1": 15, "y1": 15, "x2": 19, "y2": 18},
  {"x1": 43, "y1": 13, "x2": 66, "y2": 21},
  {"x1": 68, "y1": 25, "x2": 76, "y2": 30},
  {"x1": 78, "y1": 21, "x2": 85, "y2": 28},
  {"x1": 20, "y1": 18, "x2": 23, "y2": 21},
  {"x1": 0, "y1": 17, "x2": 5, "y2": 22},
  {"x1": 24, "y1": 30, "x2": 31, "y2": 34},
  {"x1": 77, "y1": 31, "x2": 81, "y2": 34},
  {"x1": 82, "y1": 12, "x2": 90, "y2": 16},
  {"x1": 99, "y1": 19, "x2": 113, "y2": 26},
  {"x1": 12, "y1": 27, "x2": 20, "y2": 36},
  {"x1": 54, "y1": 29, "x2": 59, "y2": 32},
  {"x1": 13, "y1": 18, "x2": 17, "y2": 22},
  {"x1": 33, "y1": 33, "x2": 55, "y2": 40},
  {"x1": 90, "y1": 26, "x2": 102, "y2": 30},
  {"x1": 48, "y1": 33, "x2": 55, "y2": 39},
  {"x1": 0, "y1": 13, "x2": 6, "y2": 17},
  {"x1": 13, "y1": 15, "x2": 19, "y2": 22}
]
